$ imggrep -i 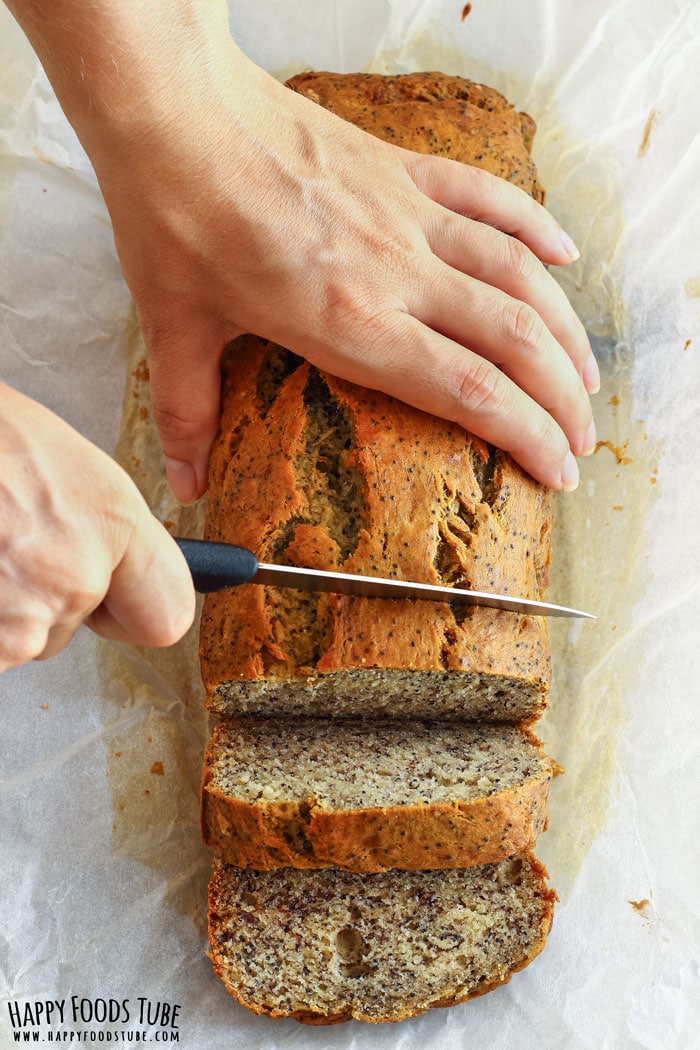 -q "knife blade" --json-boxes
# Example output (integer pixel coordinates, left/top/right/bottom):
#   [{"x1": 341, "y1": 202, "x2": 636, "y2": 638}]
[{"x1": 174, "y1": 537, "x2": 595, "y2": 619}]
